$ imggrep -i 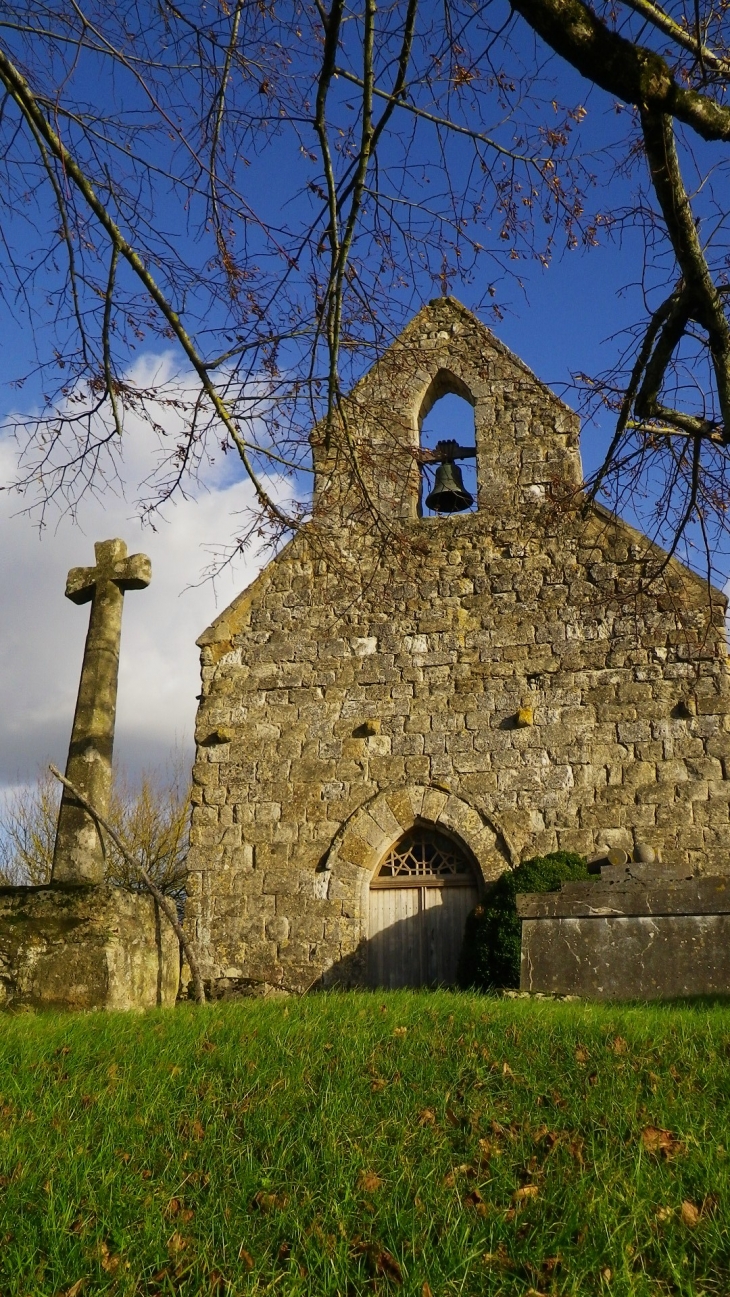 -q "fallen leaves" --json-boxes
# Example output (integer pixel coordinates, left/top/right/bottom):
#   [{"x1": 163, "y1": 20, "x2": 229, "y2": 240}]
[
  {"x1": 443, "y1": 1163, "x2": 476, "y2": 1187},
  {"x1": 463, "y1": 1188, "x2": 487, "y2": 1216},
  {"x1": 165, "y1": 1198, "x2": 195, "y2": 1223},
  {"x1": 238, "y1": 1245, "x2": 255, "y2": 1270},
  {"x1": 358, "y1": 1171, "x2": 383, "y2": 1192},
  {"x1": 512, "y1": 1184, "x2": 539, "y2": 1203},
  {"x1": 167, "y1": 1232, "x2": 189, "y2": 1256},
  {"x1": 680, "y1": 1200, "x2": 701, "y2": 1228},
  {"x1": 179, "y1": 1117, "x2": 205, "y2": 1141},
  {"x1": 418, "y1": 1108, "x2": 436, "y2": 1125},
  {"x1": 477, "y1": 1136, "x2": 500, "y2": 1163},
  {"x1": 483, "y1": 1244, "x2": 513, "y2": 1269},
  {"x1": 252, "y1": 1190, "x2": 288, "y2": 1213},
  {"x1": 609, "y1": 1036, "x2": 628, "y2": 1055},
  {"x1": 352, "y1": 1240, "x2": 403, "y2": 1284},
  {"x1": 575, "y1": 1045, "x2": 590, "y2": 1064},
  {"x1": 393, "y1": 1027, "x2": 407, "y2": 1038},
  {"x1": 97, "y1": 1242, "x2": 127, "y2": 1275},
  {"x1": 655, "y1": 1196, "x2": 716, "y2": 1228},
  {"x1": 641, "y1": 1126, "x2": 686, "y2": 1159}
]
